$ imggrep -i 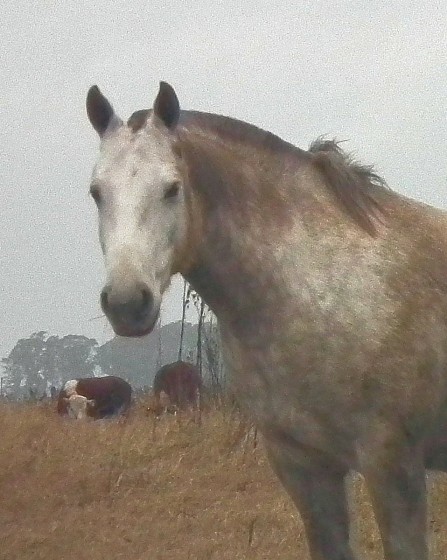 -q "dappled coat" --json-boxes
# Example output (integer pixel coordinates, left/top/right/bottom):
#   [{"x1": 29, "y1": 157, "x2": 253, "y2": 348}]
[
  {"x1": 85, "y1": 80, "x2": 447, "y2": 560},
  {"x1": 57, "y1": 376, "x2": 132, "y2": 419},
  {"x1": 153, "y1": 361, "x2": 201, "y2": 409}
]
